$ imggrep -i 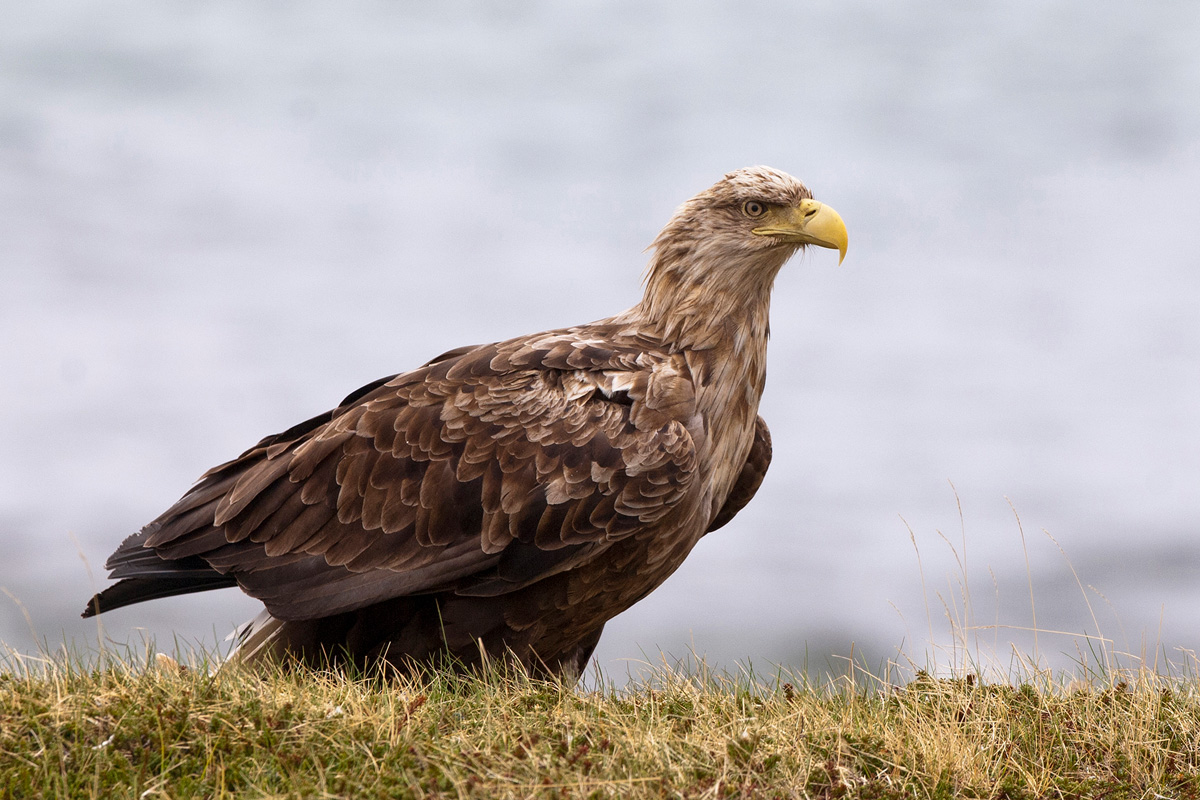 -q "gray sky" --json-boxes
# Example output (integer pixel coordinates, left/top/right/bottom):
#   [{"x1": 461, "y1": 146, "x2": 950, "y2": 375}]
[{"x1": 3, "y1": 0, "x2": 1199, "y2": 677}]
